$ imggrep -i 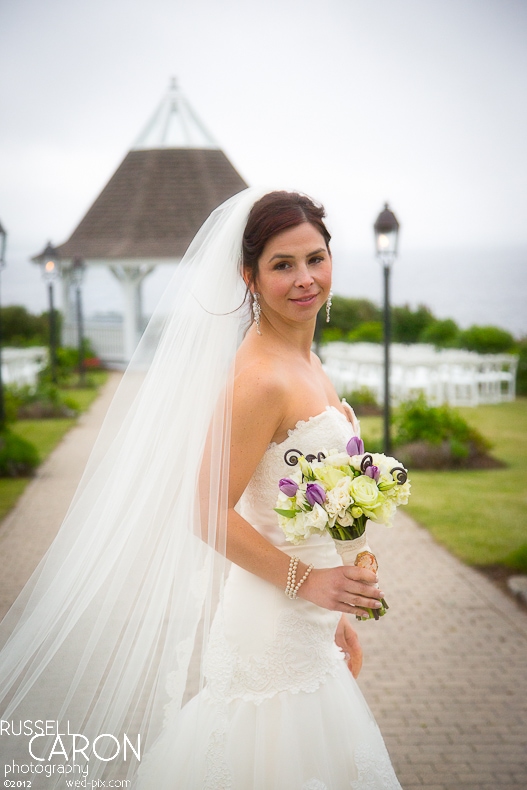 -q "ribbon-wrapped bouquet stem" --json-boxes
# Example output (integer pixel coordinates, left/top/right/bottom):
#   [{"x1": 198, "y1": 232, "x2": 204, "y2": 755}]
[{"x1": 275, "y1": 436, "x2": 411, "y2": 620}]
